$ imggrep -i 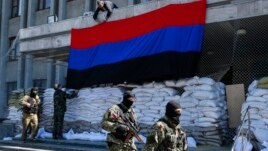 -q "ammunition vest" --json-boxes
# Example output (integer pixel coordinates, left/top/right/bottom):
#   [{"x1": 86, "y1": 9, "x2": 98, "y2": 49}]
[{"x1": 156, "y1": 117, "x2": 185, "y2": 151}]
